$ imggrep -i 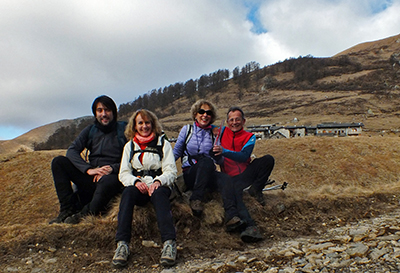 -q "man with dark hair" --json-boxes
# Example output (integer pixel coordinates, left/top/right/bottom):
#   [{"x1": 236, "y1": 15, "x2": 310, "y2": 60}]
[
  {"x1": 213, "y1": 106, "x2": 275, "y2": 242},
  {"x1": 49, "y1": 95, "x2": 127, "y2": 224}
]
